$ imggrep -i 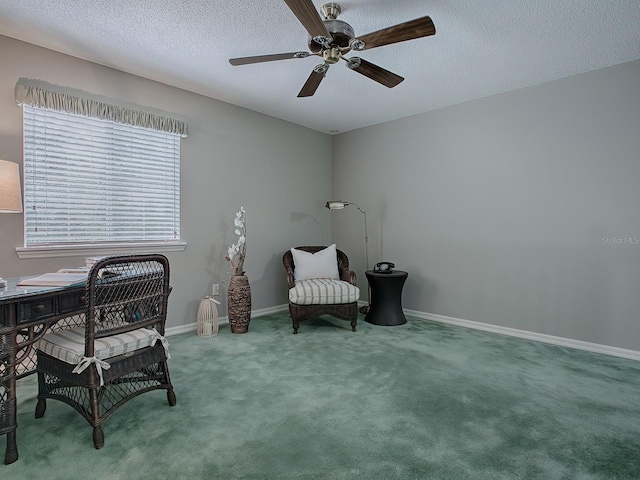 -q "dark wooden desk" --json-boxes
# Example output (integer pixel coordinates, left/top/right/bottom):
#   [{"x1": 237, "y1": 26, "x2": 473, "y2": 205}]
[
  {"x1": 364, "y1": 270, "x2": 408, "y2": 326},
  {"x1": 0, "y1": 277, "x2": 86, "y2": 464}
]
